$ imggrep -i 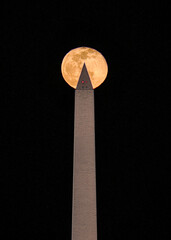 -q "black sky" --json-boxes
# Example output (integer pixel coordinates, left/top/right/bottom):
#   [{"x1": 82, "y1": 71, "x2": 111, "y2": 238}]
[{"x1": 2, "y1": 1, "x2": 169, "y2": 240}]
